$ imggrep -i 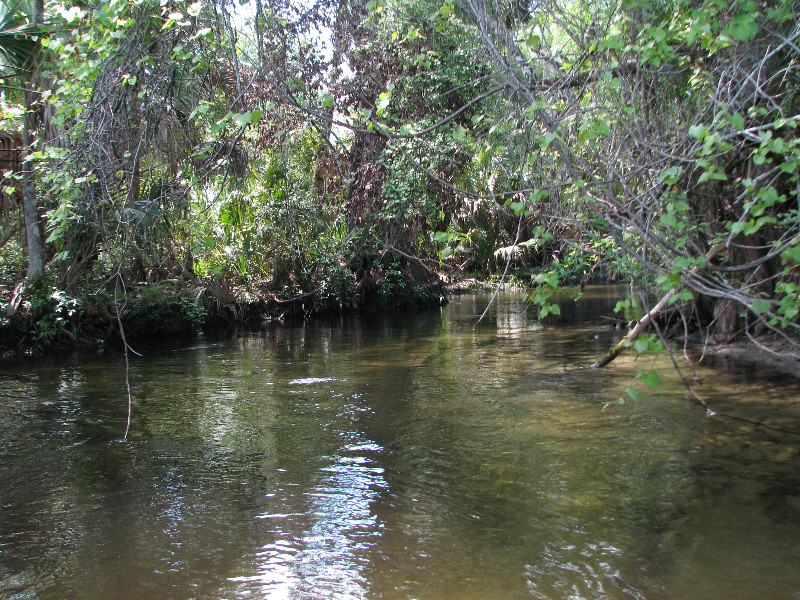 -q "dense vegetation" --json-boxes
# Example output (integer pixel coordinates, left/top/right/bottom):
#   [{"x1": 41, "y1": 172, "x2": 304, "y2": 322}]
[{"x1": 0, "y1": 0, "x2": 798, "y2": 373}]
